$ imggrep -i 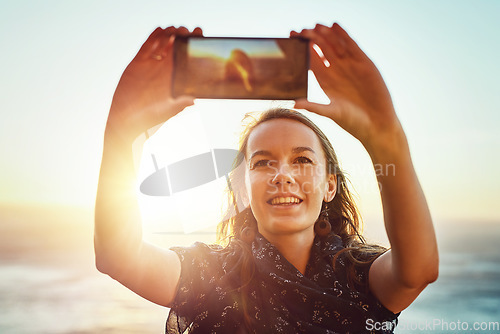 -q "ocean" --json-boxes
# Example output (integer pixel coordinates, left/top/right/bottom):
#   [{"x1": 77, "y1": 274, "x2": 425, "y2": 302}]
[{"x1": 1, "y1": 205, "x2": 499, "y2": 333}]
